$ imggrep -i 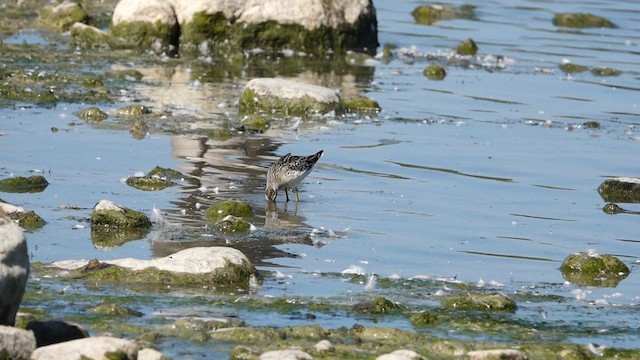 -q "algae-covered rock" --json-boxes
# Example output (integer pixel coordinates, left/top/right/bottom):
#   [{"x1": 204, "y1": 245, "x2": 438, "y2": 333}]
[
  {"x1": 90, "y1": 199, "x2": 151, "y2": 229},
  {"x1": 208, "y1": 128, "x2": 233, "y2": 141},
  {"x1": 455, "y1": 38, "x2": 478, "y2": 56},
  {"x1": 591, "y1": 67, "x2": 621, "y2": 77},
  {"x1": 0, "y1": 175, "x2": 49, "y2": 193},
  {"x1": 343, "y1": 97, "x2": 381, "y2": 113},
  {"x1": 559, "y1": 63, "x2": 588, "y2": 74},
  {"x1": 148, "y1": 166, "x2": 184, "y2": 180},
  {"x1": 598, "y1": 177, "x2": 640, "y2": 203},
  {"x1": 352, "y1": 297, "x2": 398, "y2": 314},
  {"x1": 410, "y1": 312, "x2": 438, "y2": 327},
  {"x1": 90, "y1": 303, "x2": 143, "y2": 317},
  {"x1": 240, "y1": 115, "x2": 271, "y2": 132},
  {"x1": 114, "y1": 105, "x2": 152, "y2": 118},
  {"x1": 423, "y1": 65, "x2": 447, "y2": 80},
  {"x1": 239, "y1": 78, "x2": 342, "y2": 117},
  {"x1": 442, "y1": 292, "x2": 517, "y2": 312},
  {"x1": 38, "y1": 2, "x2": 89, "y2": 32},
  {"x1": 583, "y1": 121, "x2": 600, "y2": 129},
  {"x1": 214, "y1": 215, "x2": 253, "y2": 234},
  {"x1": 74, "y1": 106, "x2": 109, "y2": 123},
  {"x1": 126, "y1": 176, "x2": 175, "y2": 191},
  {"x1": 411, "y1": 4, "x2": 475, "y2": 25},
  {"x1": 50, "y1": 247, "x2": 259, "y2": 289},
  {"x1": 561, "y1": 251, "x2": 629, "y2": 287},
  {"x1": 602, "y1": 203, "x2": 623, "y2": 215},
  {"x1": 206, "y1": 200, "x2": 253, "y2": 222},
  {"x1": 70, "y1": 23, "x2": 115, "y2": 49},
  {"x1": 9, "y1": 211, "x2": 46, "y2": 231},
  {"x1": 552, "y1": 13, "x2": 615, "y2": 28}
]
